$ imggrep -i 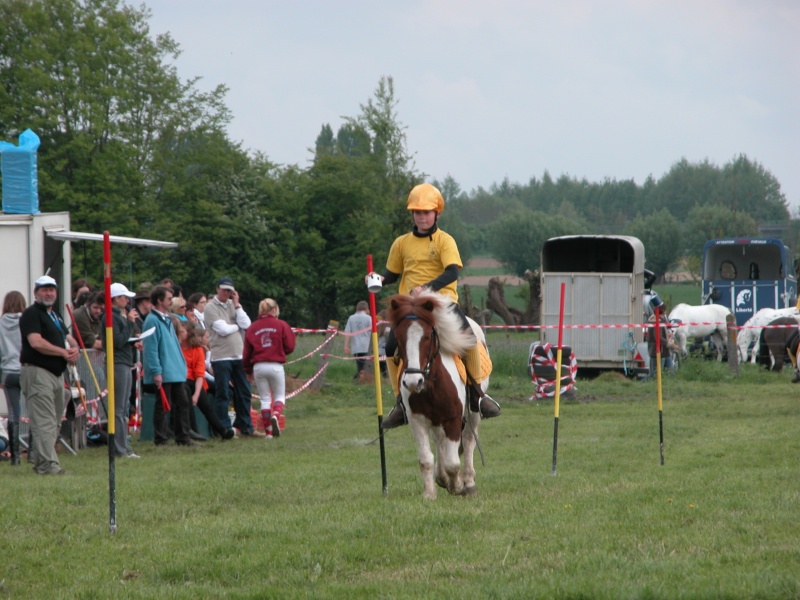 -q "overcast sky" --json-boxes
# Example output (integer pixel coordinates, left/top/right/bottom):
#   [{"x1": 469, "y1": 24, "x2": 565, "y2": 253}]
[{"x1": 144, "y1": 0, "x2": 799, "y2": 210}]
